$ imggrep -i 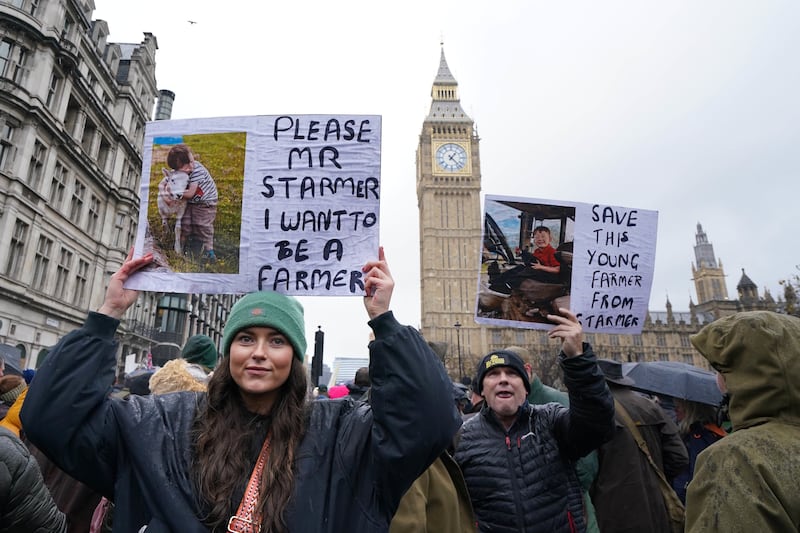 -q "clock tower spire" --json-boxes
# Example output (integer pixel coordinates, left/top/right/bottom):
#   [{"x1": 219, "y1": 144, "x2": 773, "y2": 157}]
[{"x1": 416, "y1": 46, "x2": 482, "y2": 381}]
